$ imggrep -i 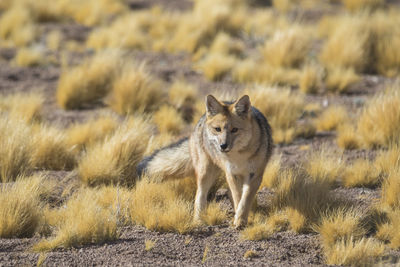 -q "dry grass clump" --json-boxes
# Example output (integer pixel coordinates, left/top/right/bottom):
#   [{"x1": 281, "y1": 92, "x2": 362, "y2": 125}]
[
  {"x1": 0, "y1": 92, "x2": 43, "y2": 122},
  {"x1": 108, "y1": 63, "x2": 163, "y2": 115},
  {"x1": 314, "y1": 106, "x2": 349, "y2": 132},
  {"x1": 0, "y1": 6, "x2": 37, "y2": 47},
  {"x1": 144, "y1": 133, "x2": 175, "y2": 156},
  {"x1": 200, "y1": 201, "x2": 228, "y2": 226},
  {"x1": 46, "y1": 30, "x2": 62, "y2": 51},
  {"x1": 66, "y1": 114, "x2": 119, "y2": 152},
  {"x1": 246, "y1": 86, "x2": 304, "y2": 144},
  {"x1": 168, "y1": 80, "x2": 197, "y2": 110},
  {"x1": 376, "y1": 209, "x2": 400, "y2": 249},
  {"x1": 130, "y1": 177, "x2": 195, "y2": 234},
  {"x1": 380, "y1": 168, "x2": 400, "y2": 209},
  {"x1": 337, "y1": 123, "x2": 360, "y2": 150},
  {"x1": 152, "y1": 105, "x2": 185, "y2": 135},
  {"x1": 271, "y1": 169, "x2": 332, "y2": 228},
  {"x1": 342, "y1": 0, "x2": 383, "y2": 12},
  {"x1": 57, "y1": 51, "x2": 121, "y2": 109},
  {"x1": 34, "y1": 187, "x2": 121, "y2": 251},
  {"x1": 304, "y1": 147, "x2": 343, "y2": 186},
  {"x1": 208, "y1": 32, "x2": 244, "y2": 56},
  {"x1": 260, "y1": 155, "x2": 282, "y2": 189},
  {"x1": 0, "y1": 116, "x2": 33, "y2": 182},
  {"x1": 342, "y1": 159, "x2": 380, "y2": 188},
  {"x1": 145, "y1": 240, "x2": 156, "y2": 251},
  {"x1": 323, "y1": 237, "x2": 384, "y2": 266},
  {"x1": 357, "y1": 86, "x2": 400, "y2": 148},
  {"x1": 319, "y1": 16, "x2": 369, "y2": 72},
  {"x1": 374, "y1": 145, "x2": 400, "y2": 176},
  {"x1": 243, "y1": 250, "x2": 258, "y2": 259},
  {"x1": 325, "y1": 67, "x2": 360, "y2": 93},
  {"x1": 30, "y1": 124, "x2": 76, "y2": 171},
  {"x1": 299, "y1": 63, "x2": 322, "y2": 94},
  {"x1": 14, "y1": 47, "x2": 44, "y2": 67},
  {"x1": 261, "y1": 26, "x2": 311, "y2": 68},
  {"x1": 315, "y1": 208, "x2": 365, "y2": 249},
  {"x1": 196, "y1": 52, "x2": 236, "y2": 81},
  {"x1": 0, "y1": 175, "x2": 45, "y2": 238},
  {"x1": 79, "y1": 117, "x2": 151, "y2": 186}
]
